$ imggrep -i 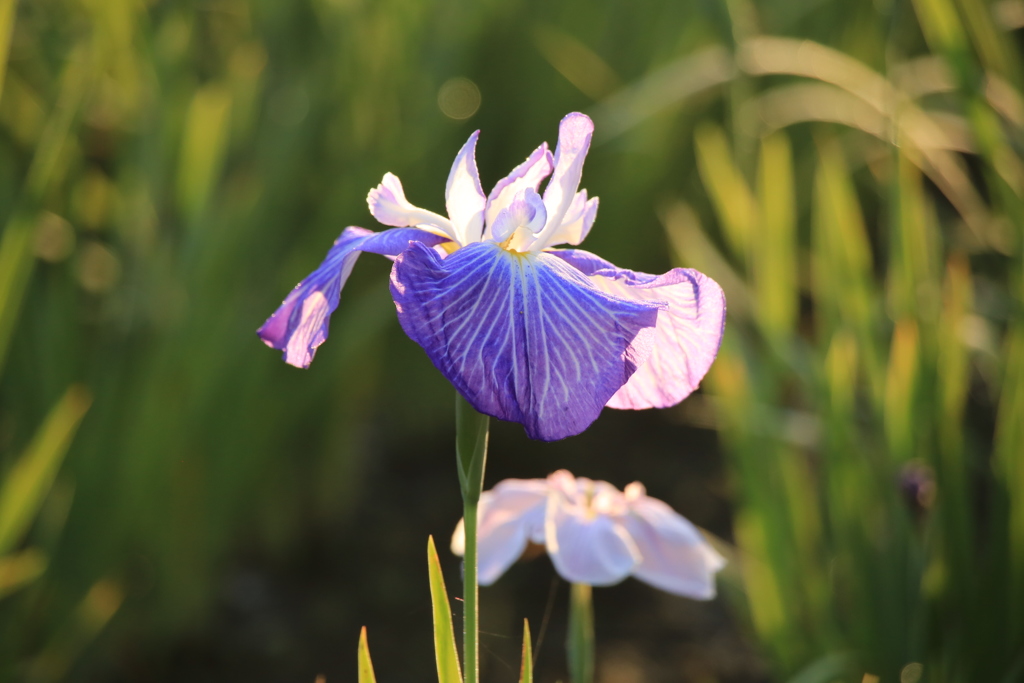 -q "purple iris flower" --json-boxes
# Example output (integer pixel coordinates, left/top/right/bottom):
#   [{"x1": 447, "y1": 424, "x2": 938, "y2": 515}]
[{"x1": 258, "y1": 113, "x2": 726, "y2": 441}]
